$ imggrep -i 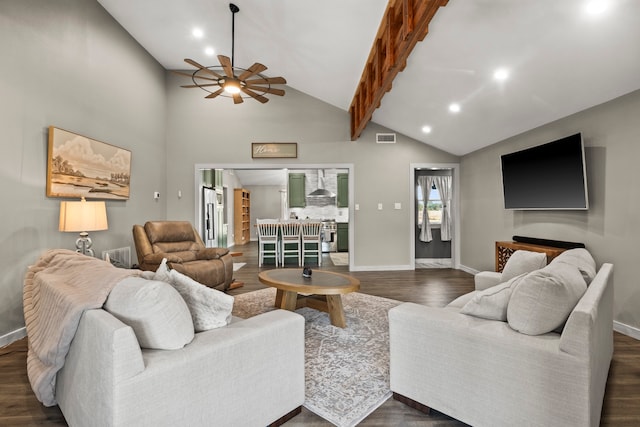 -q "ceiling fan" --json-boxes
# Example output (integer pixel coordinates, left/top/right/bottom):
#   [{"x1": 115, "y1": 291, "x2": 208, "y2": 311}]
[{"x1": 174, "y1": 3, "x2": 286, "y2": 104}]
